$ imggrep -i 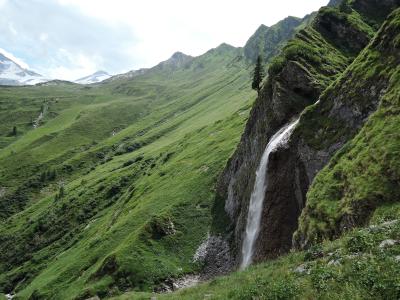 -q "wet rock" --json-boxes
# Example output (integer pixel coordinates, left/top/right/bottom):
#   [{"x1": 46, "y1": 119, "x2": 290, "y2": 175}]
[
  {"x1": 155, "y1": 275, "x2": 200, "y2": 293},
  {"x1": 205, "y1": 0, "x2": 400, "y2": 274},
  {"x1": 193, "y1": 234, "x2": 210, "y2": 263},
  {"x1": 200, "y1": 235, "x2": 234, "y2": 279}
]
